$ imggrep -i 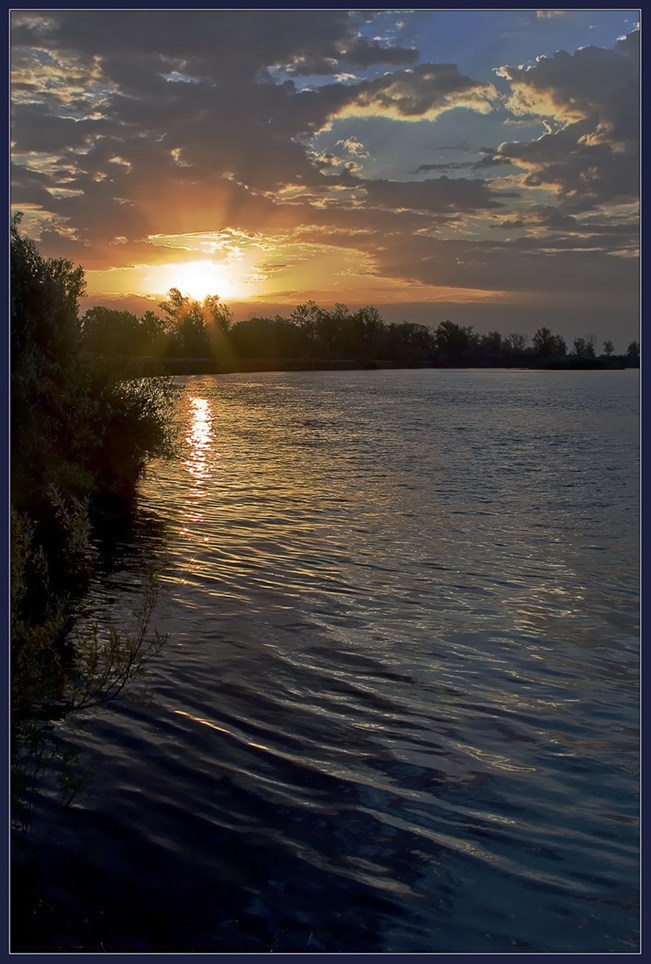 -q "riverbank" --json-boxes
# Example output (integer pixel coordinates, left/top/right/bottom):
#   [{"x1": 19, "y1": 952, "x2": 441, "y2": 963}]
[{"x1": 89, "y1": 354, "x2": 634, "y2": 378}]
